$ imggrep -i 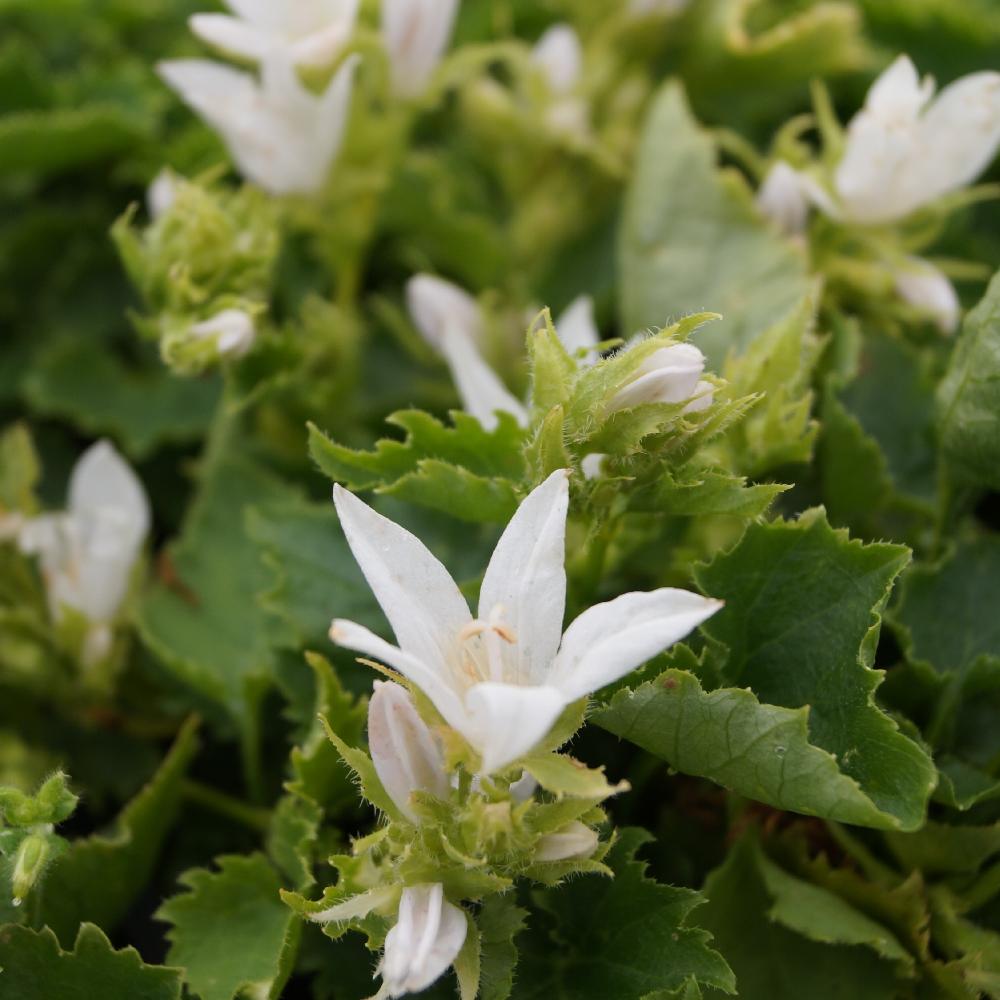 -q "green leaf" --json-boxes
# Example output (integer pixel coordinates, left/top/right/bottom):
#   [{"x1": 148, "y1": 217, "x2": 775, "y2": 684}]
[
  {"x1": 21, "y1": 339, "x2": 220, "y2": 458},
  {"x1": 157, "y1": 853, "x2": 300, "y2": 1000},
  {"x1": 248, "y1": 499, "x2": 383, "y2": 650},
  {"x1": 753, "y1": 845, "x2": 912, "y2": 968},
  {"x1": 520, "y1": 753, "x2": 626, "y2": 801},
  {"x1": 308, "y1": 410, "x2": 526, "y2": 524},
  {"x1": 478, "y1": 894, "x2": 528, "y2": 1000},
  {"x1": 0, "y1": 923, "x2": 181, "y2": 1000},
  {"x1": 594, "y1": 667, "x2": 926, "y2": 830},
  {"x1": 0, "y1": 105, "x2": 151, "y2": 177},
  {"x1": 512, "y1": 828, "x2": 735, "y2": 999},
  {"x1": 939, "y1": 269, "x2": 1000, "y2": 491},
  {"x1": 698, "y1": 837, "x2": 906, "y2": 1000},
  {"x1": 619, "y1": 81, "x2": 811, "y2": 367},
  {"x1": 885, "y1": 820, "x2": 1000, "y2": 877},
  {"x1": 138, "y1": 449, "x2": 297, "y2": 728},
  {"x1": 36, "y1": 718, "x2": 199, "y2": 945},
  {"x1": 696, "y1": 510, "x2": 933, "y2": 830}
]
